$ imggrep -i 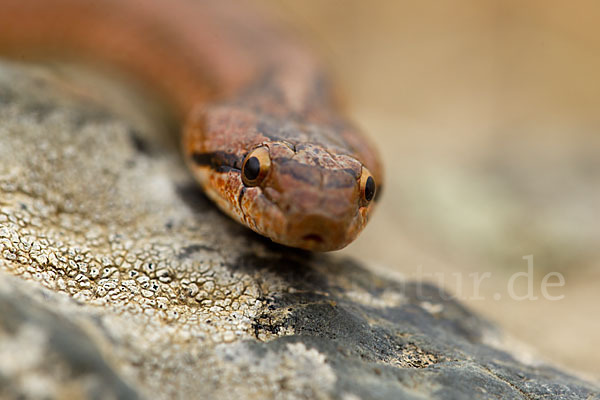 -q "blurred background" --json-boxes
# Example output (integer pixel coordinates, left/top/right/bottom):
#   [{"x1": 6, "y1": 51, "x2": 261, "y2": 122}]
[{"x1": 258, "y1": 0, "x2": 600, "y2": 380}]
